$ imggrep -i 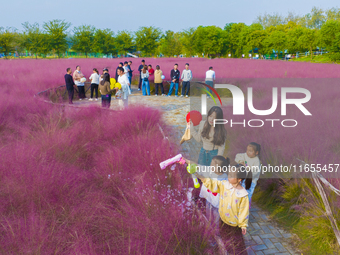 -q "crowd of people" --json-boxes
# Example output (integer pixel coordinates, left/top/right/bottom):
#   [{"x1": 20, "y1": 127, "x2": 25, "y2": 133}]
[
  {"x1": 64, "y1": 64, "x2": 131, "y2": 108},
  {"x1": 183, "y1": 106, "x2": 261, "y2": 254},
  {"x1": 64, "y1": 59, "x2": 216, "y2": 107}
]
